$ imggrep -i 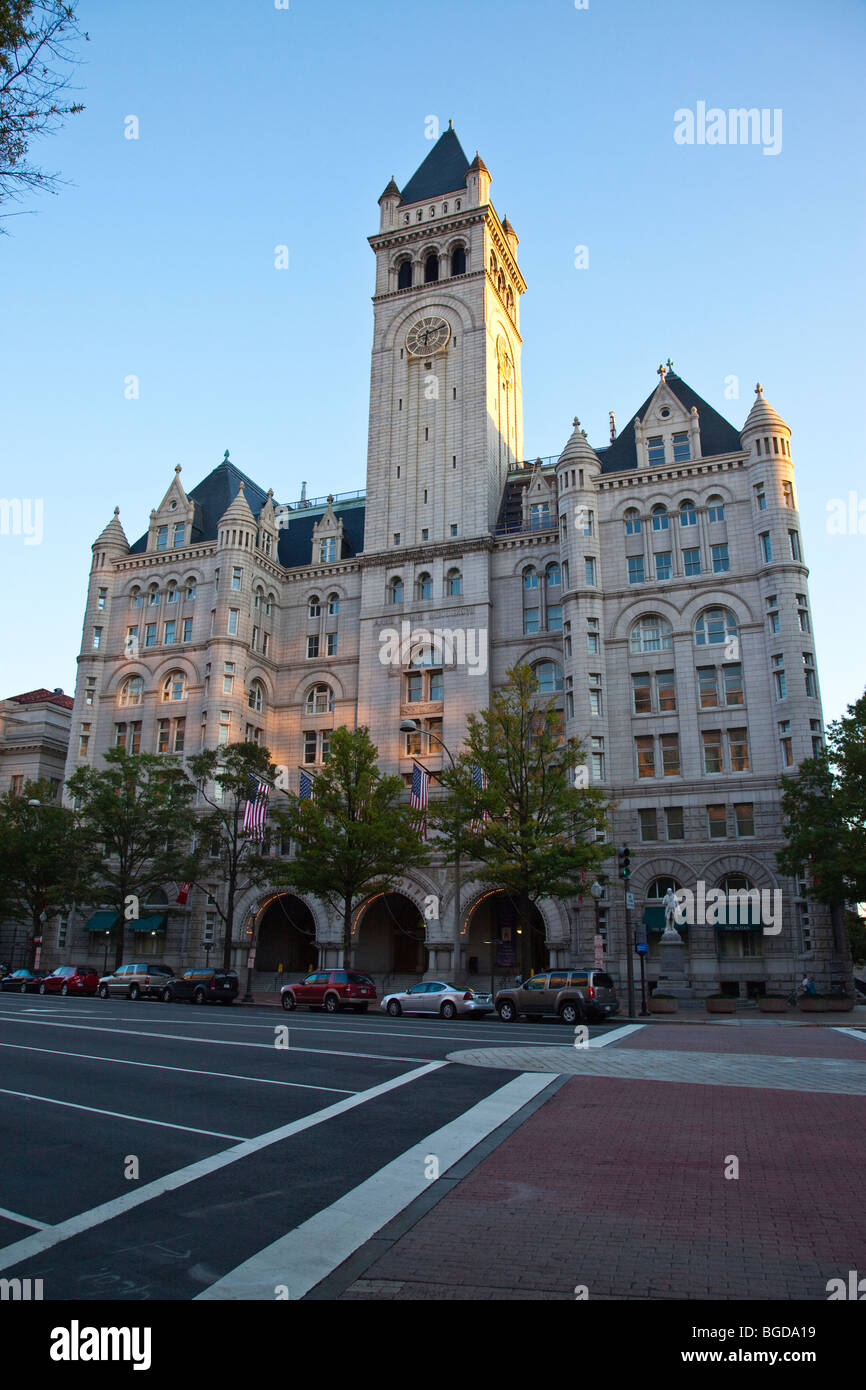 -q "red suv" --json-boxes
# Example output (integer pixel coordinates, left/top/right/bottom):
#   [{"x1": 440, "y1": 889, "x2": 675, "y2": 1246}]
[
  {"x1": 39, "y1": 965, "x2": 100, "y2": 997},
  {"x1": 281, "y1": 970, "x2": 377, "y2": 1014}
]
